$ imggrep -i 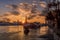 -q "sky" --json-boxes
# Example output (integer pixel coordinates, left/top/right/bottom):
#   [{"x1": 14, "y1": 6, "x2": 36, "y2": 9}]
[
  {"x1": 0, "y1": 0, "x2": 59, "y2": 15},
  {"x1": 0, "y1": 0, "x2": 52, "y2": 23},
  {"x1": 0, "y1": 0, "x2": 47, "y2": 15}
]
